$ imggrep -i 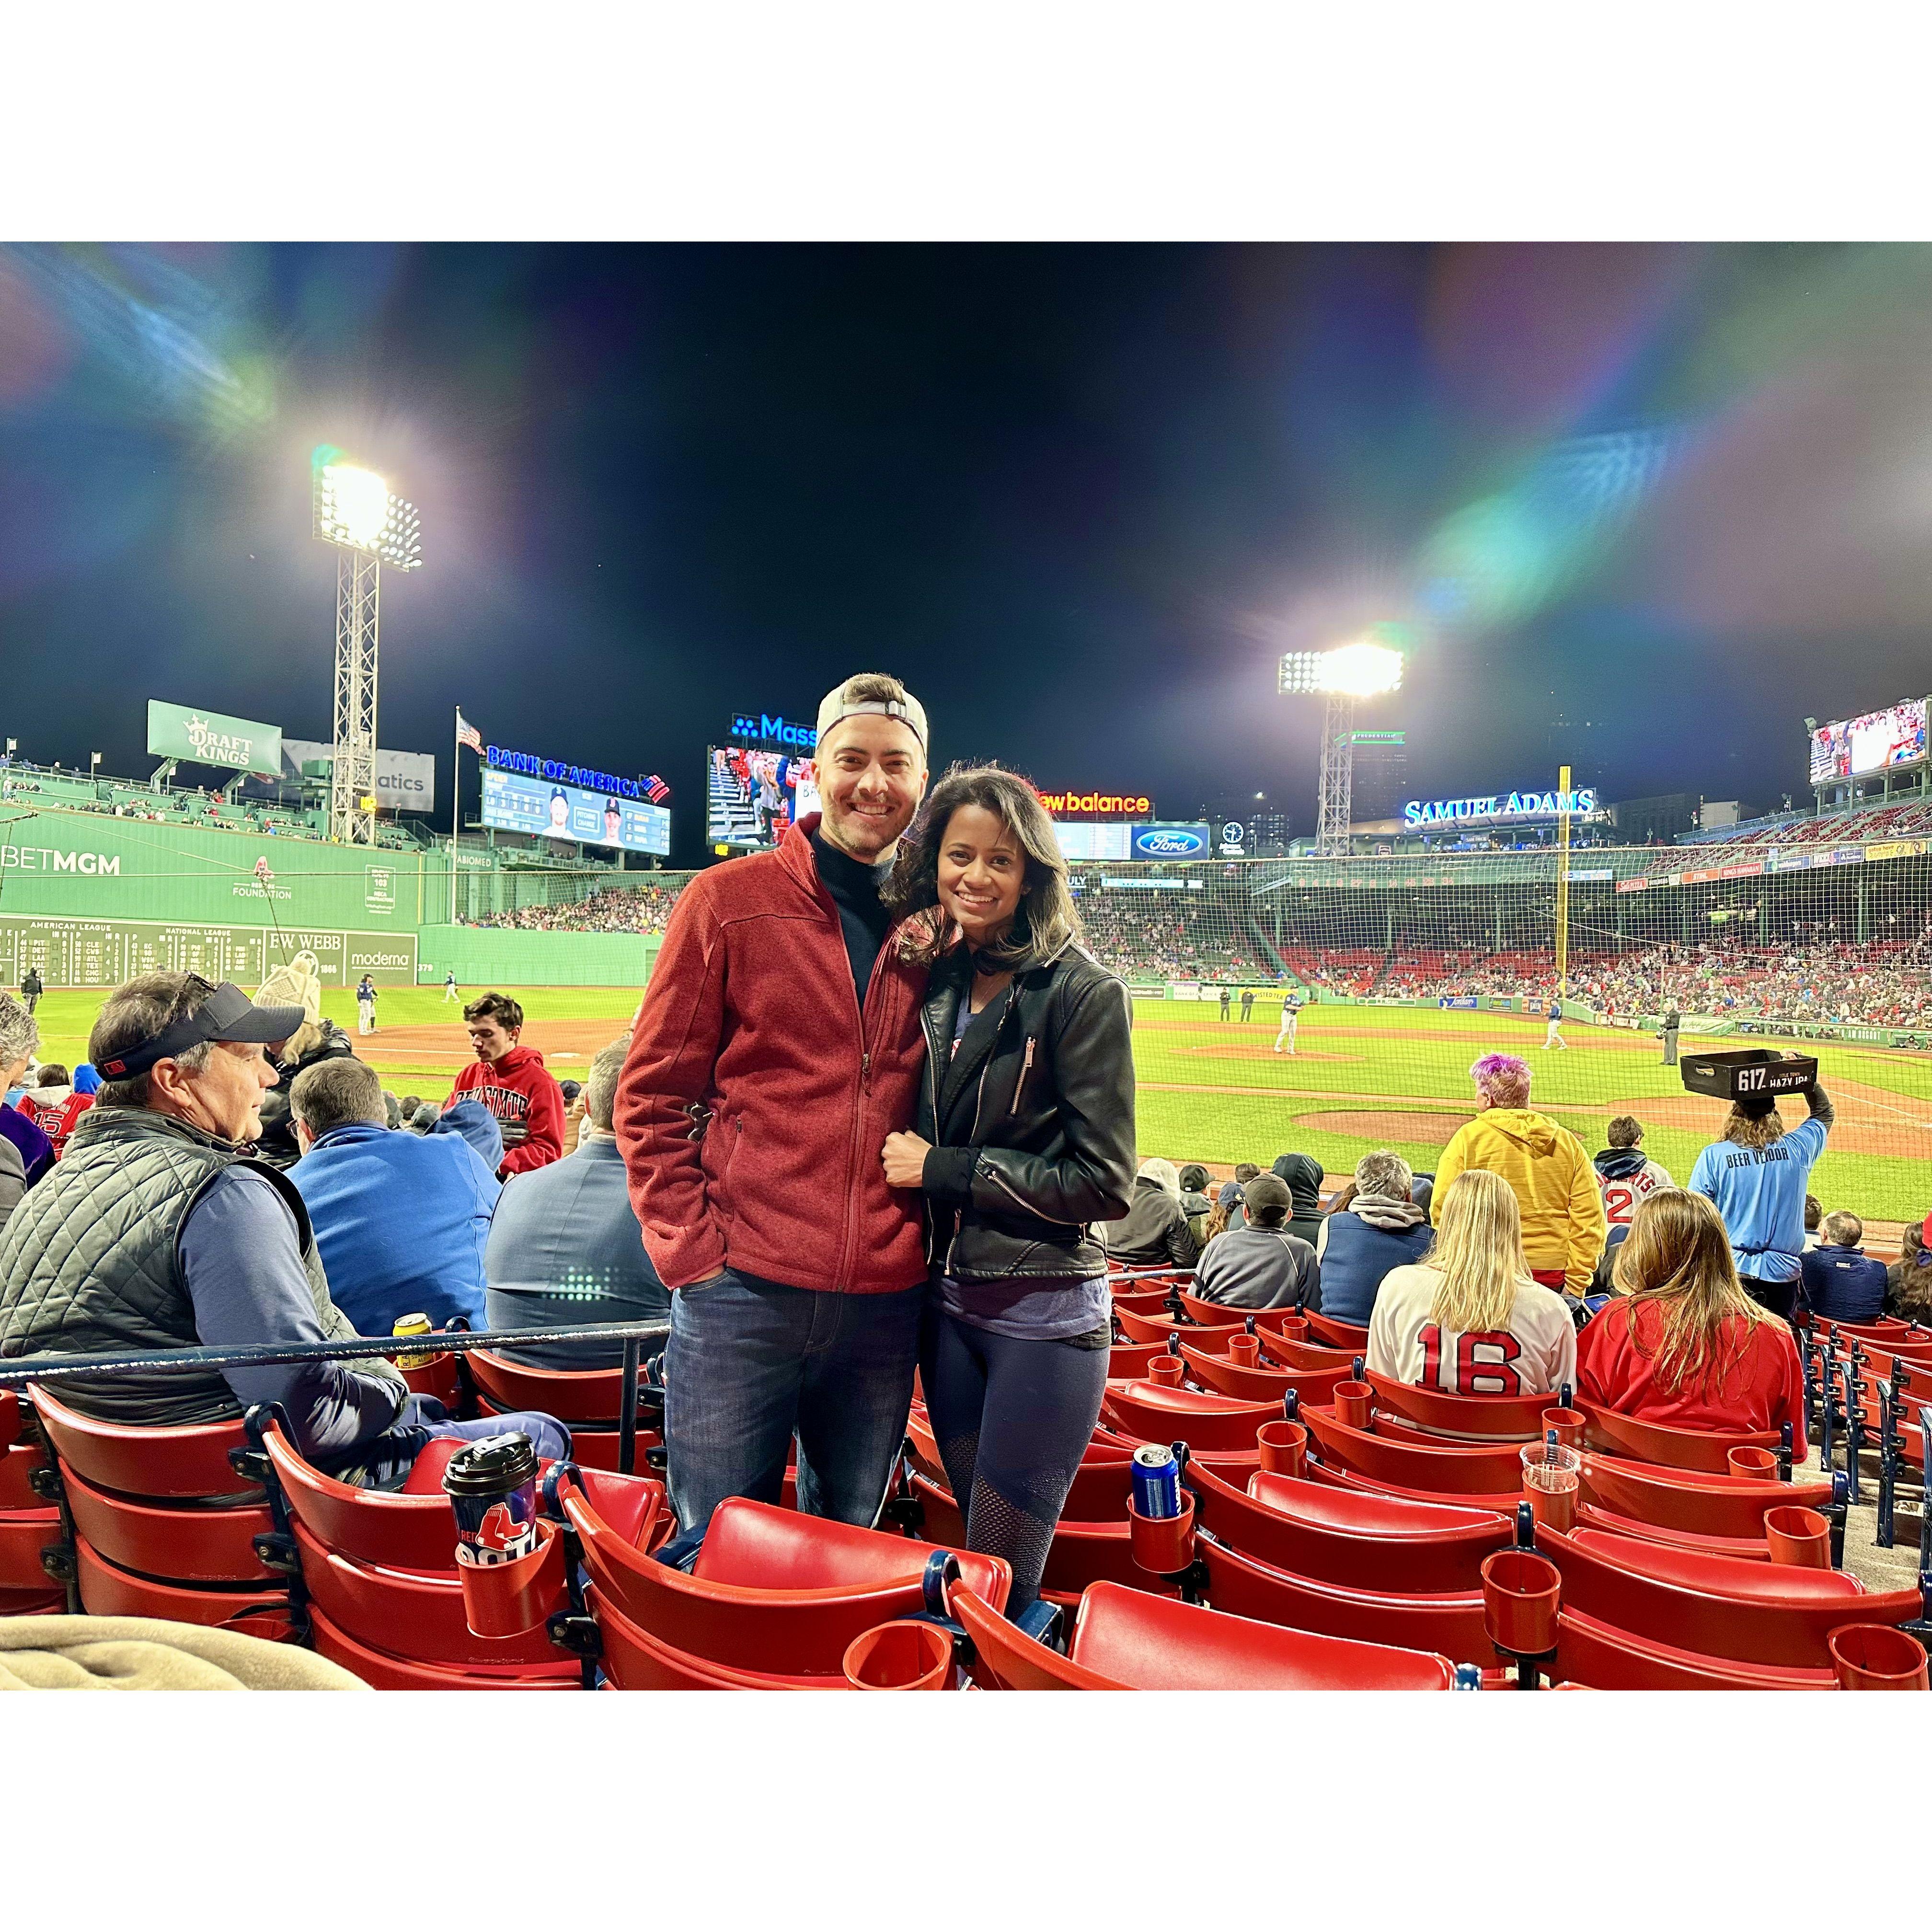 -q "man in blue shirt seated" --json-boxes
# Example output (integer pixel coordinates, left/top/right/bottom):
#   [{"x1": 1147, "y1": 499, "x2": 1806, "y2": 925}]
[
  {"x1": 288, "y1": 1055, "x2": 500, "y2": 1336},
  {"x1": 1799, "y1": 1211, "x2": 1889, "y2": 1323},
  {"x1": 1312, "y1": 1150, "x2": 1435, "y2": 1326},
  {"x1": 0, "y1": 971, "x2": 565, "y2": 1488},
  {"x1": 485, "y1": 1037, "x2": 669, "y2": 1367}
]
